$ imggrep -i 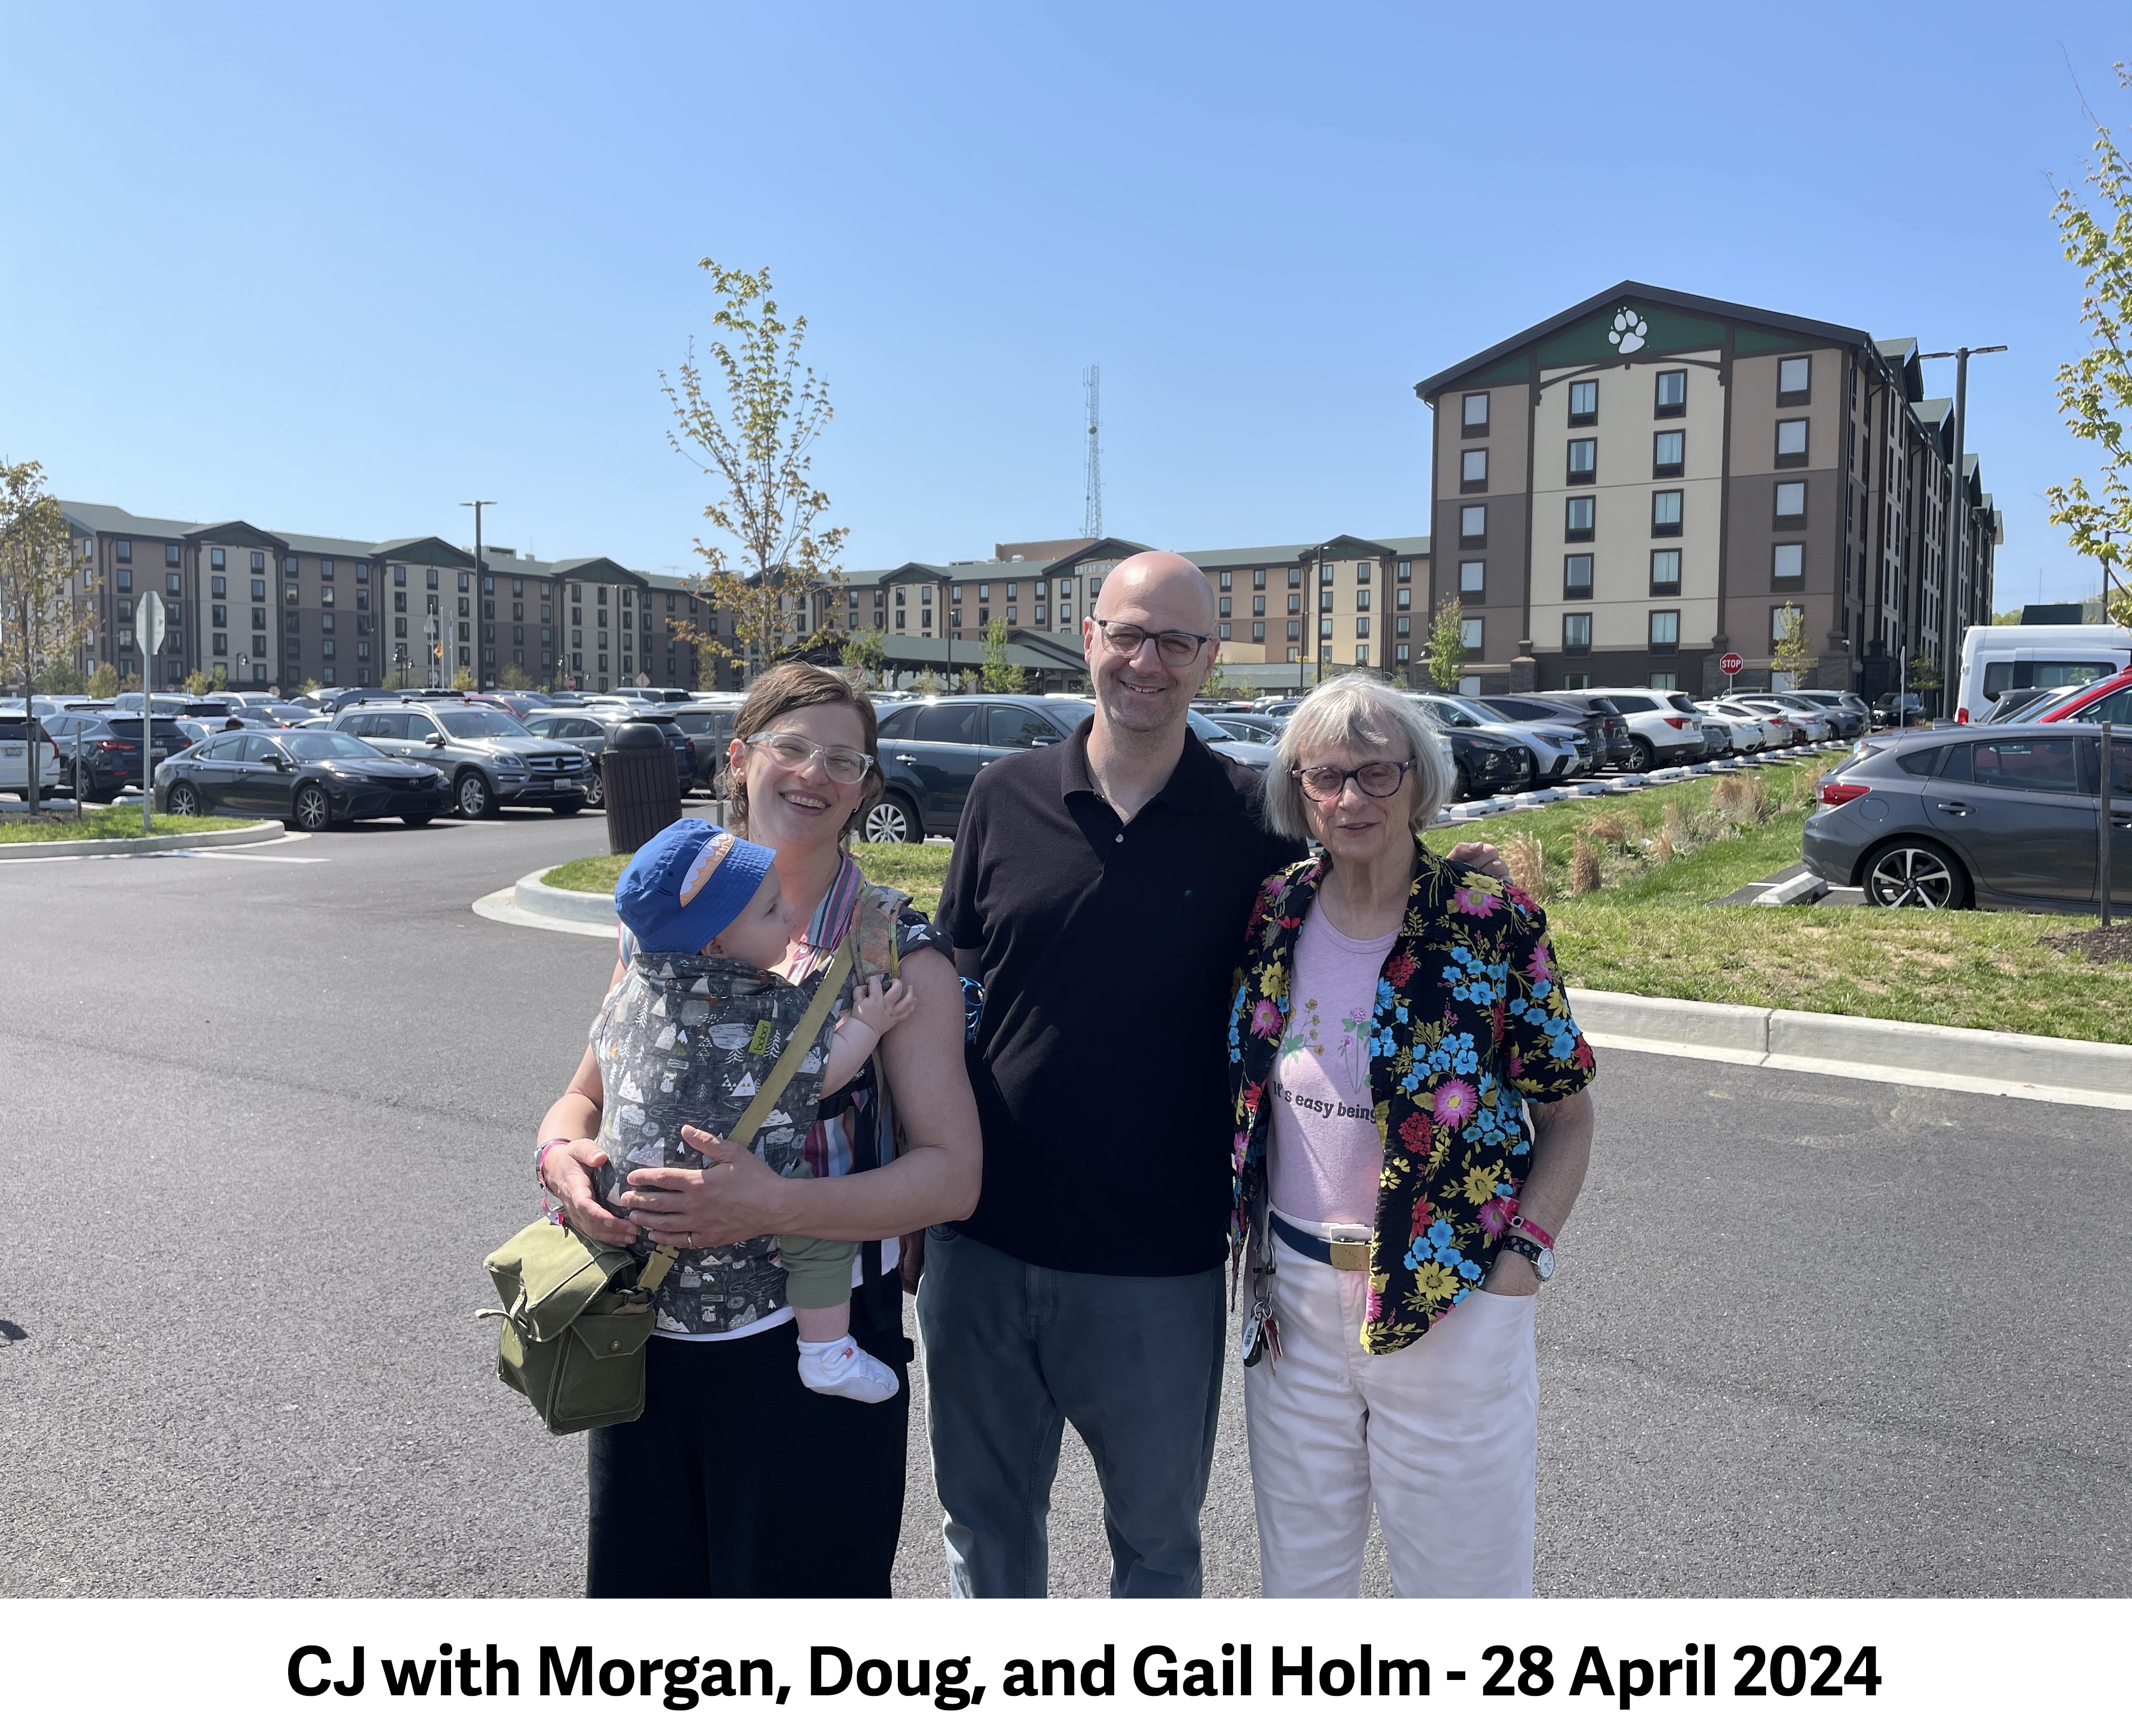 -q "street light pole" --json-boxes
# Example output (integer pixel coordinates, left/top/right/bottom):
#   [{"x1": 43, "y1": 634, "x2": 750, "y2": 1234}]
[
  {"x1": 461, "y1": 501, "x2": 494, "y2": 691},
  {"x1": 1916, "y1": 347, "x2": 2004, "y2": 714}
]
